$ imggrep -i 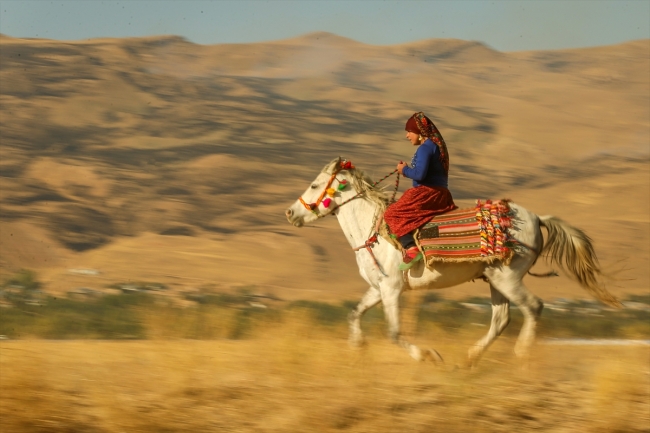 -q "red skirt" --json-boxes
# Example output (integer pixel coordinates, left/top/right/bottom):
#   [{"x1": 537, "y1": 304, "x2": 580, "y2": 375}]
[{"x1": 384, "y1": 186, "x2": 456, "y2": 237}]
